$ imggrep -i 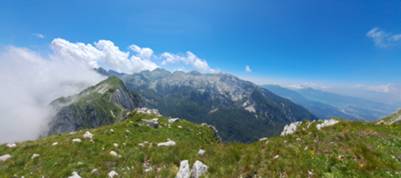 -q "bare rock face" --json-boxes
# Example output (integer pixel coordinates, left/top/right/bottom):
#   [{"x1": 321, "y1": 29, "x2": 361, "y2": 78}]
[{"x1": 281, "y1": 121, "x2": 302, "y2": 136}]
